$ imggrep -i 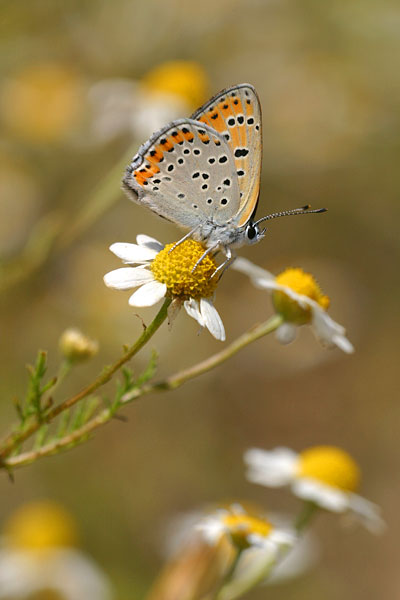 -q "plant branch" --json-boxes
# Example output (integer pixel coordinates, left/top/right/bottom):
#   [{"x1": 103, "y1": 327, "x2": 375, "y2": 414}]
[
  {"x1": 0, "y1": 298, "x2": 171, "y2": 461},
  {"x1": 0, "y1": 312, "x2": 282, "y2": 471}
]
